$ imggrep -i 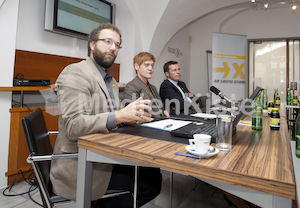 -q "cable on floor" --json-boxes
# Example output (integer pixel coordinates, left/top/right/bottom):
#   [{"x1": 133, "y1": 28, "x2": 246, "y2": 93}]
[{"x1": 2, "y1": 166, "x2": 43, "y2": 207}]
